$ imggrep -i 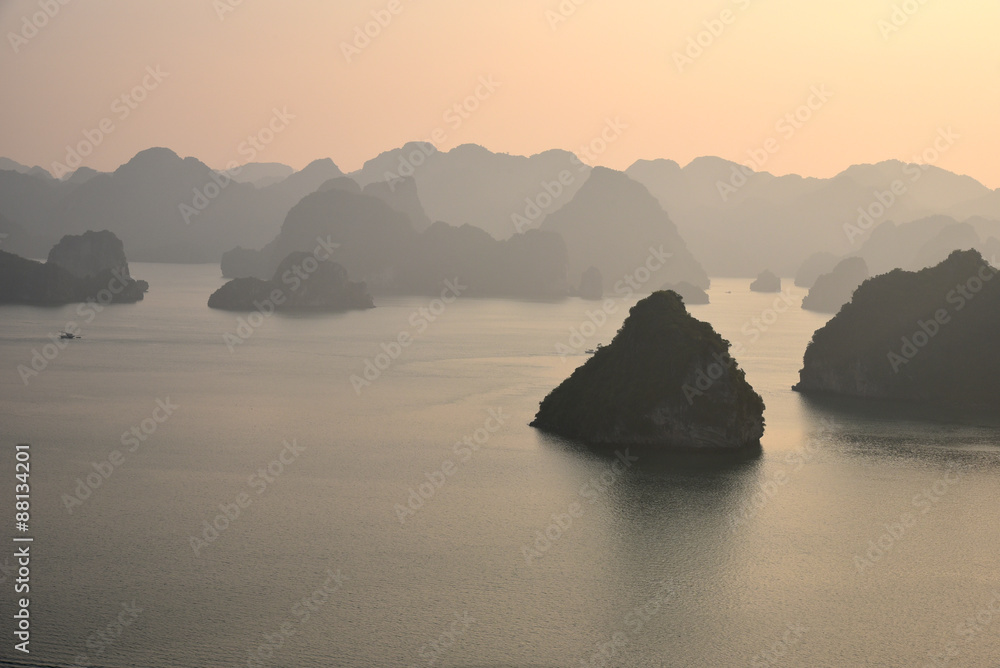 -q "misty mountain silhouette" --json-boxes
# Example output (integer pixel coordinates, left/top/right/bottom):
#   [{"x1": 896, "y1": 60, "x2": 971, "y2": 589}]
[
  {"x1": 227, "y1": 162, "x2": 295, "y2": 188},
  {"x1": 794, "y1": 215, "x2": 1000, "y2": 290},
  {"x1": 221, "y1": 185, "x2": 569, "y2": 298},
  {"x1": 541, "y1": 167, "x2": 710, "y2": 290},
  {"x1": 0, "y1": 148, "x2": 343, "y2": 263},
  {"x1": 362, "y1": 177, "x2": 433, "y2": 232},
  {"x1": 627, "y1": 157, "x2": 999, "y2": 277},
  {"x1": 4, "y1": 146, "x2": 999, "y2": 285},
  {"x1": 352, "y1": 142, "x2": 587, "y2": 238}
]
